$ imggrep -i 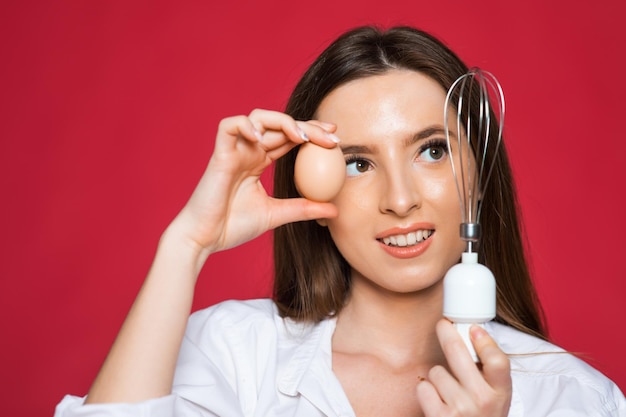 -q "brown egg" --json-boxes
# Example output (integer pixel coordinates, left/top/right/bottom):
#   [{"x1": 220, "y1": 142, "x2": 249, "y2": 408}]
[{"x1": 294, "y1": 142, "x2": 346, "y2": 202}]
